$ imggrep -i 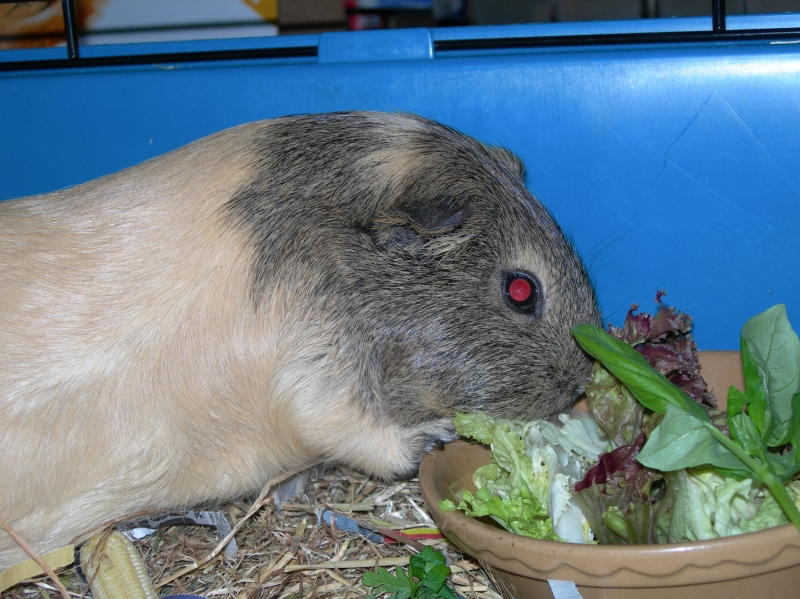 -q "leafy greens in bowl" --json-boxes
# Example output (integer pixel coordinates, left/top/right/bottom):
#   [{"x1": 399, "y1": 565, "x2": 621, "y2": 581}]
[{"x1": 440, "y1": 301, "x2": 800, "y2": 545}]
